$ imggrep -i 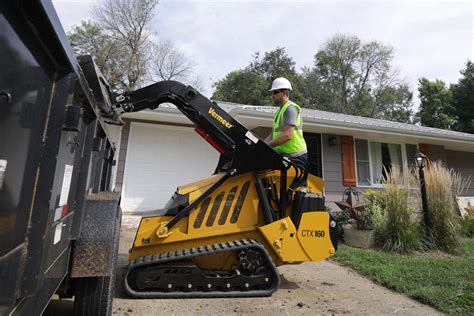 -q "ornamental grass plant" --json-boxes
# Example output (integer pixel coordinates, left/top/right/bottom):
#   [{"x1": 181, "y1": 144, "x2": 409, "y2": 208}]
[
  {"x1": 460, "y1": 215, "x2": 474, "y2": 238},
  {"x1": 423, "y1": 162, "x2": 471, "y2": 252},
  {"x1": 375, "y1": 165, "x2": 424, "y2": 253}
]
